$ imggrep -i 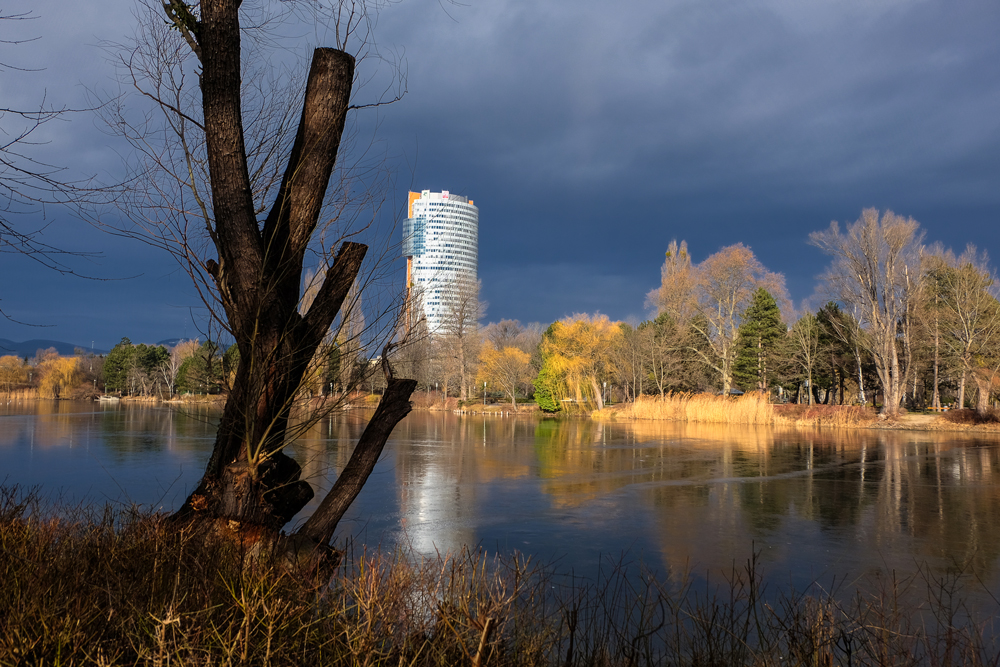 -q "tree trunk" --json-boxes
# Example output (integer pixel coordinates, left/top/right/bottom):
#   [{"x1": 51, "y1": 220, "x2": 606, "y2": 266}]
[
  {"x1": 591, "y1": 377, "x2": 604, "y2": 410},
  {"x1": 932, "y1": 318, "x2": 941, "y2": 408},
  {"x1": 855, "y1": 348, "x2": 865, "y2": 405},
  {"x1": 167, "y1": 37, "x2": 417, "y2": 550},
  {"x1": 974, "y1": 374, "x2": 991, "y2": 414},
  {"x1": 299, "y1": 378, "x2": 417, "y2": 544}
]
